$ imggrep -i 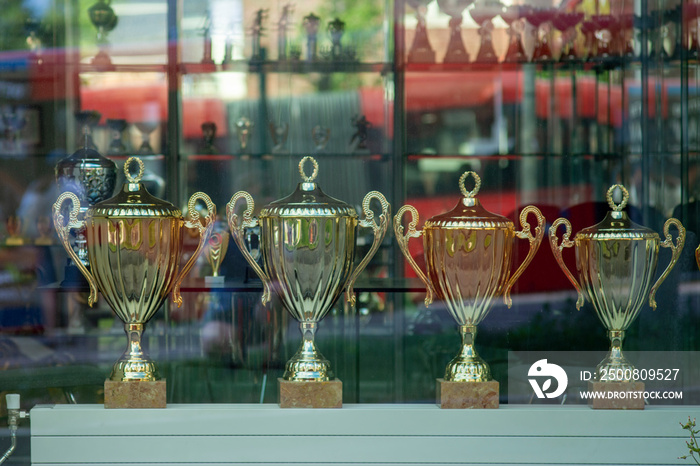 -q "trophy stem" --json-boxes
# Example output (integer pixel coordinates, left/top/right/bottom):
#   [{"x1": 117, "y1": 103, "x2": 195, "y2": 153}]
[
  {"x1": 110, "y1": 322, "x2": 160, "y2": 382},
  {"x1": 283, "y1": 321, "x2": 333, "y2": 382},
  {"x1": 595, "y1": 329, "x2": 635, "y2": 382},
  {"x1": 444, "y1": 324, "x2": 491, "y2": 382}
]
